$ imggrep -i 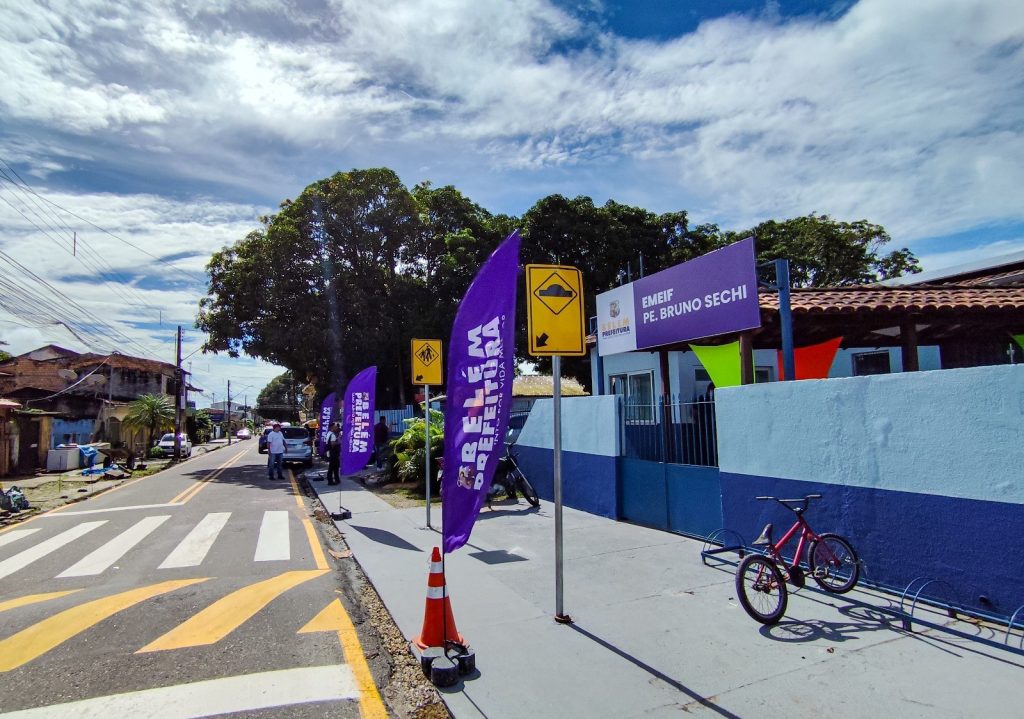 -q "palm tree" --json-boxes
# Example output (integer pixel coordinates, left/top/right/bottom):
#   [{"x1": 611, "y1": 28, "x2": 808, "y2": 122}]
[{"x1": 123, "y1": 394, "x2": 175, "y2": 454}]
